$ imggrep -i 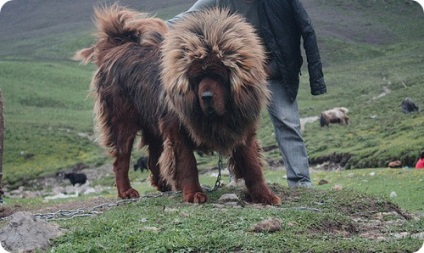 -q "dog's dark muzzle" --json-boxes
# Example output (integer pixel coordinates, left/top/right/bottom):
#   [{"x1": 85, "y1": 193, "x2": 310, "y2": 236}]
[
  {"x1": 201, "y1": 91, "x2": 214, "y2": 104},
  {"x1": 201, "y1": 91, "x2": 216, "y2": 116}
]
